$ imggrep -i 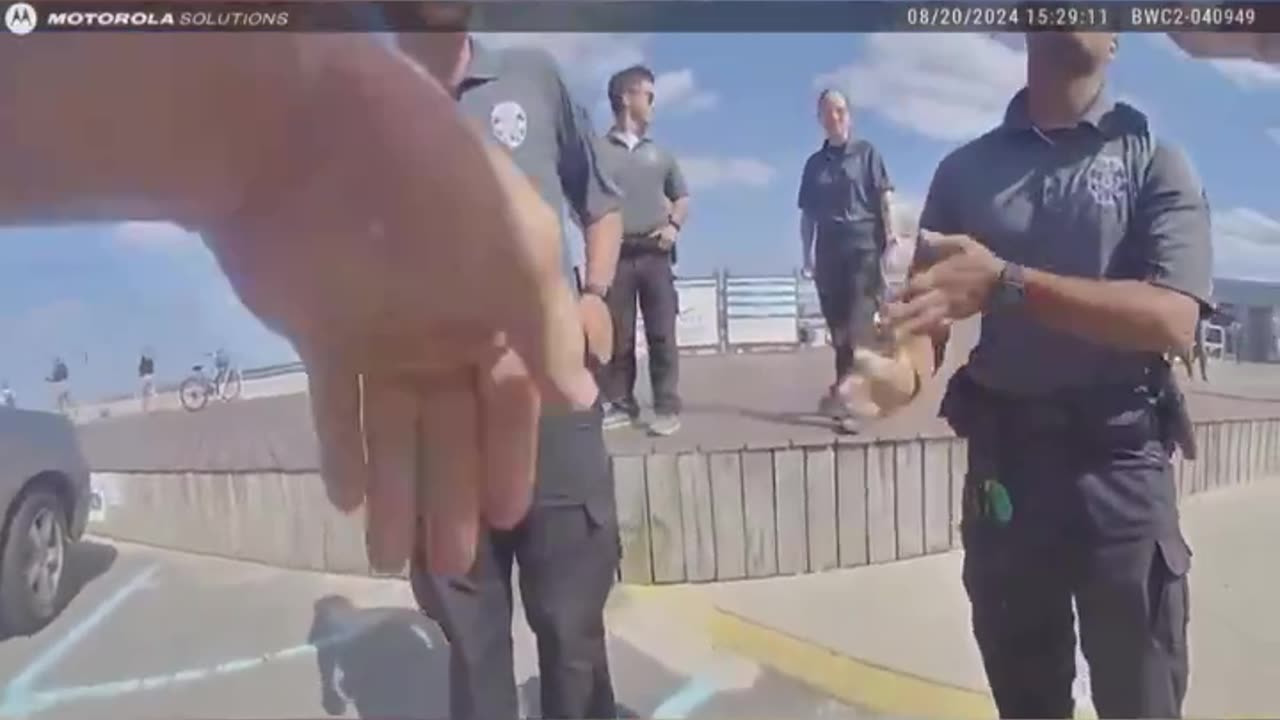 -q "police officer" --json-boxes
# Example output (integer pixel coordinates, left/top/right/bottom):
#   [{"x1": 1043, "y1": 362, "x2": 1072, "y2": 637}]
[
  {"x1": 597, "y1": 64, "x2": 691, "y2": 437},
  {"x1": 399, "y1": 9, "x2": 626, "y2": 720},
  {"x1": 798, "y1": 88, "x2": 896, "y2": 432},
  {"x1": 138, "y1": 348, "x2": 156, "y2": 412},
  {"x1": 878, "y1": 32, "x2": 1210, "y2": 718}
]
